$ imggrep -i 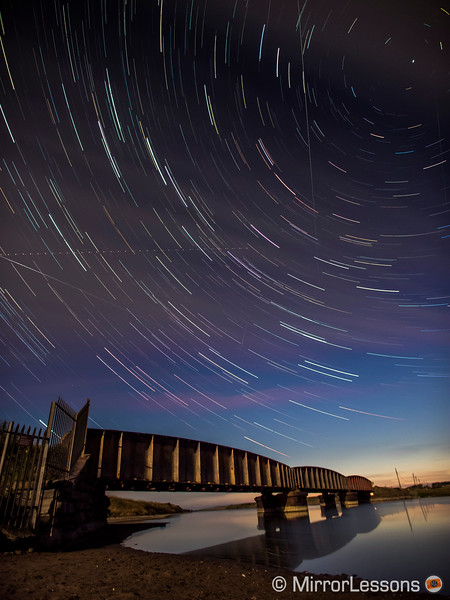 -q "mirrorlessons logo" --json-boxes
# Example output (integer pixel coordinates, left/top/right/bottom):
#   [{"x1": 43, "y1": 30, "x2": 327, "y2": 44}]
[
  {"x1": 271, "y1": 575, "x2": 444, "y2": 594},
  {"x1": 425, "y1": 576, "x2": 443, "y2": 594}
]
